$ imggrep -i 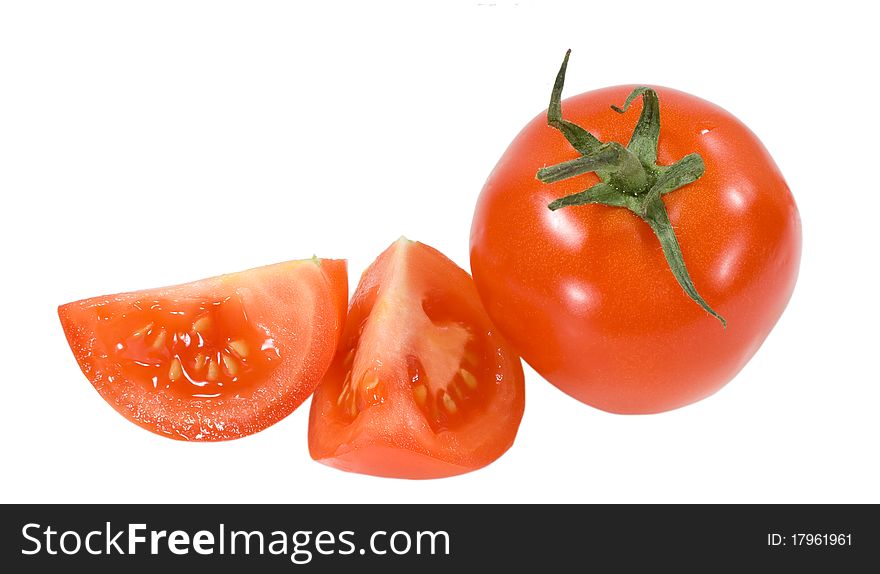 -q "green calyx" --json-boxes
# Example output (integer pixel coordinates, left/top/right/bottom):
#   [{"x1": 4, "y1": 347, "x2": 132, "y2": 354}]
[{"x1": 538, "y1": 50, "x2": 726, "y2": 327}]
